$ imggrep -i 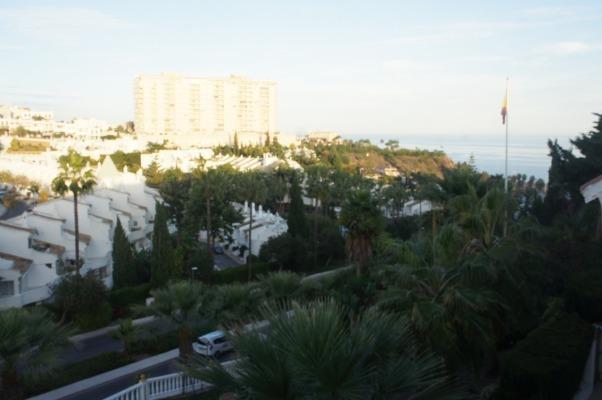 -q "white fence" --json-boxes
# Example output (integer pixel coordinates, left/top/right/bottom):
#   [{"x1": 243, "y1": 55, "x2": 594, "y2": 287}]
[{"x1": 103, "y1": 372, "x2": 210, "y2": 400}]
